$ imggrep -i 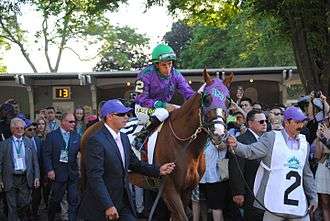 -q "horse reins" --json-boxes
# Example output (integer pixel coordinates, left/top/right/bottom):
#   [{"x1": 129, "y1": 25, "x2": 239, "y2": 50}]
[{"x1": 168, "y1": 107, "x2": 204, "y2": 144}]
